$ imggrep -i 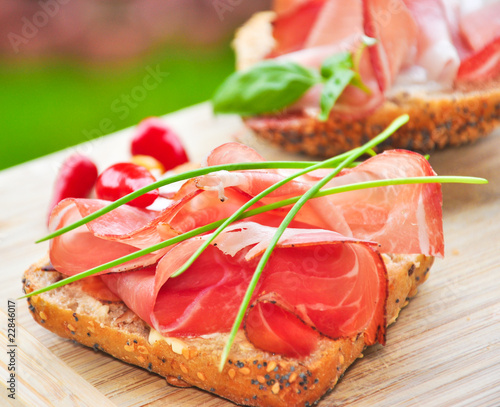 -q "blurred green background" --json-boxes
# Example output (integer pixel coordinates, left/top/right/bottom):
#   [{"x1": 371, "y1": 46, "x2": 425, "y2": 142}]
[
  {"x1": 0, "y1": 0, "x2": 271, "y2": 171},
  {"x1": 0, "y1": 45, "x2": 233, "y2": 170}
]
